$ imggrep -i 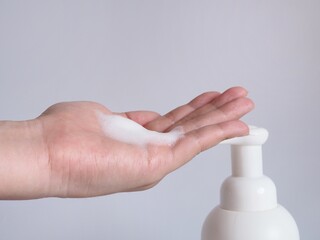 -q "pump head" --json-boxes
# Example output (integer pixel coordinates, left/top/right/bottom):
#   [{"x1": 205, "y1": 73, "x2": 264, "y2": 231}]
[{"x1": 220, "y1": 126, "x2": 268, "y2": 145}]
